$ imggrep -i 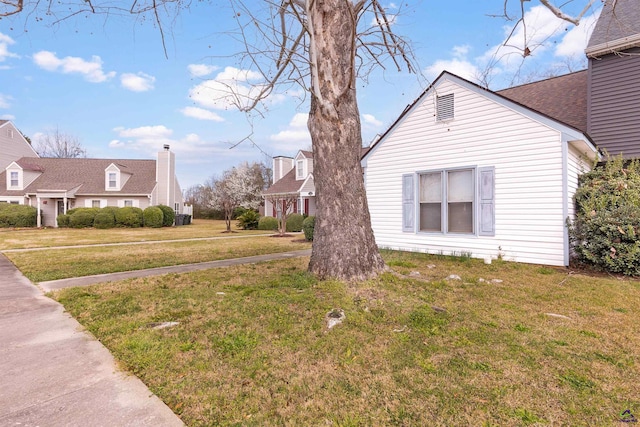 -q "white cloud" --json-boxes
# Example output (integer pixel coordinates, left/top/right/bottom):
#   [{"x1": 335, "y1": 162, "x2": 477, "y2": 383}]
[
  {"x1": 189, "y1": 66, "x2": 276, "y2": 111},
  {"x1": 0, "y1": 114, "x2": 15, "y2": 120},
  {"x1": 0, "y1": 93, "x2": 11, "y2": 109},
  {"x1": 269, "y1": 113, "x2": 311, "y2": 147},
  {"x1": 120, "y1": 72, "x2": 156, "y2": 92},
  {"x1": 113, "y1": 125, "x2": 173, "y2": 139},
  {"x1": 0, "y1": 33, "x2": 19, "y2": 63},
  {"x1": 109, "y1": 139, "x2": 124, "y2": 148},
  {"x1": 371, "y1": 13, "x2": 397, "y2": 27},
  {"x1": 362, "y1": 114, "x2": 383, "y2": 127},
  {"x1": 424, "y1": 44, "x2": 479, "y2": 81},
  {"x1": 32, "y1": 50, "x2": 116, "y2": 83},
  {"x1": 555, "y1": 11, "x2": 599, "y2": 57},
  {"x1": 188, "y1": 64, "x2": 219, "y2": 77},
  {"x1": 180, "y1": 106, "x2": 224, "y2": 122}
]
